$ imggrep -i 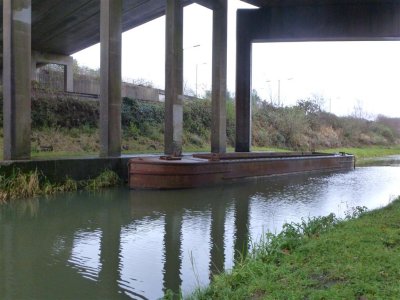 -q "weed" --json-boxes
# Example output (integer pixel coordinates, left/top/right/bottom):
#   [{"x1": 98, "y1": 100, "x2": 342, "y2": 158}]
[
  {"x1": 0, "y1": 169, "x2": 120, "y2": 204},
  {"x1": 84, "y1": 170, "x2": 120, "y2": 190}
]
